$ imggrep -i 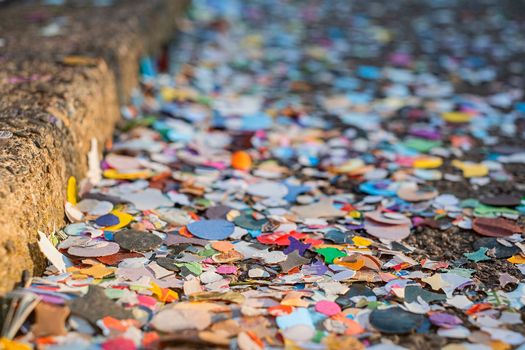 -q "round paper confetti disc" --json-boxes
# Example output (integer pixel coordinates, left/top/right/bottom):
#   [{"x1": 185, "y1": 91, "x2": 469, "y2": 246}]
[
  {"x1": 364, "y1": 218, "x2": 411, "y2": 241},
  {"x1": 479, "y1": 194, "x2": 521, "y2": 207},
  {"x1": 64, "y1": 223, "x2": 87, "y2": 236},
  {"x1": 314, "y1": 300, "x2": 341, "y2": 316},
  {"x1": 369, "y1": 307, "x2": 424, "y2": 334},
  {"x1": 67, "y1": 241, "x2": 120, "y2": 257},
  {"x1": 246, "y1": 181, "x2": 288, "y2": 198},
  {"x1": 113, "y1": 230, "x2": 163, "y2": 252},
  {"x1": 187, "y1": 219, "x2": 235, "y2": 240},
  {"x1": 205, "y1": 205, "x2": 232, "y2": 220}
]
